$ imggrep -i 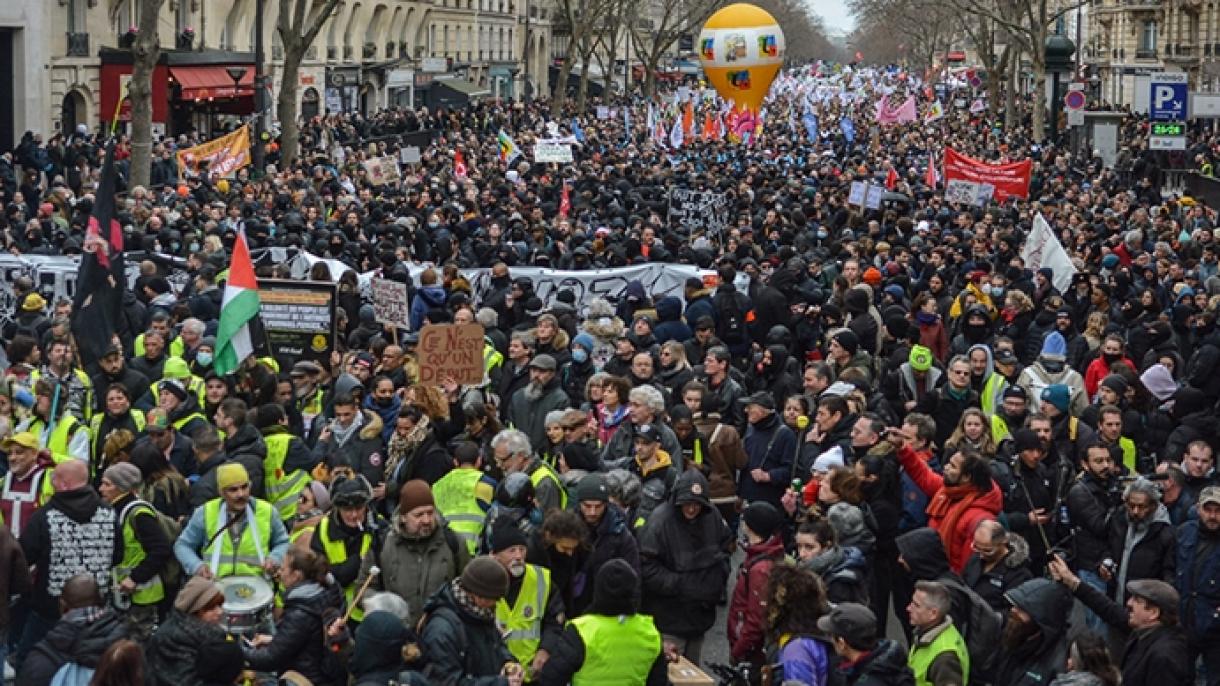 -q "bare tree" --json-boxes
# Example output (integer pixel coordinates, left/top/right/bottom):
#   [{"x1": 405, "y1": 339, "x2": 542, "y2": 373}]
[
  {"x1": 750, "y1": 0, "x2": 842, "y2": 63},
  {"x1": 849, "y1": 0, "x2": 958, "y2": 71},
  {"x1": 625, "y1": 0, "x2": 717, "y2": 97},
  {"x1": 277, "y1": 0, "x2": 343, "y2": 166},
  {"x1": 128, "y1": 0, "x2": 167, "y2": 189},
  {"x1": 553, "y1": 0, "x2": 617, "y2": 111}
]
